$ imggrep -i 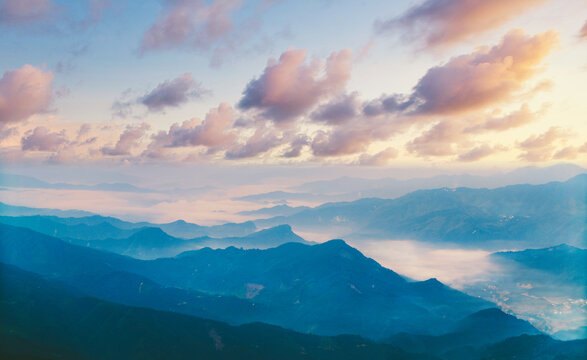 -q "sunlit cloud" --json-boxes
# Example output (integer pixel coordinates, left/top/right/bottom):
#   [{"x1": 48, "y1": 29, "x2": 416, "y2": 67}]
[
  {"x1": 375, "y1": 0, "x2": 552, "y2": 49},
  {"x1": 0, "y1": 65, "x2": 54, "y2": 126},
  {"x1": 238, "y1": 48, "x2": 352, "y2": 123}
]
